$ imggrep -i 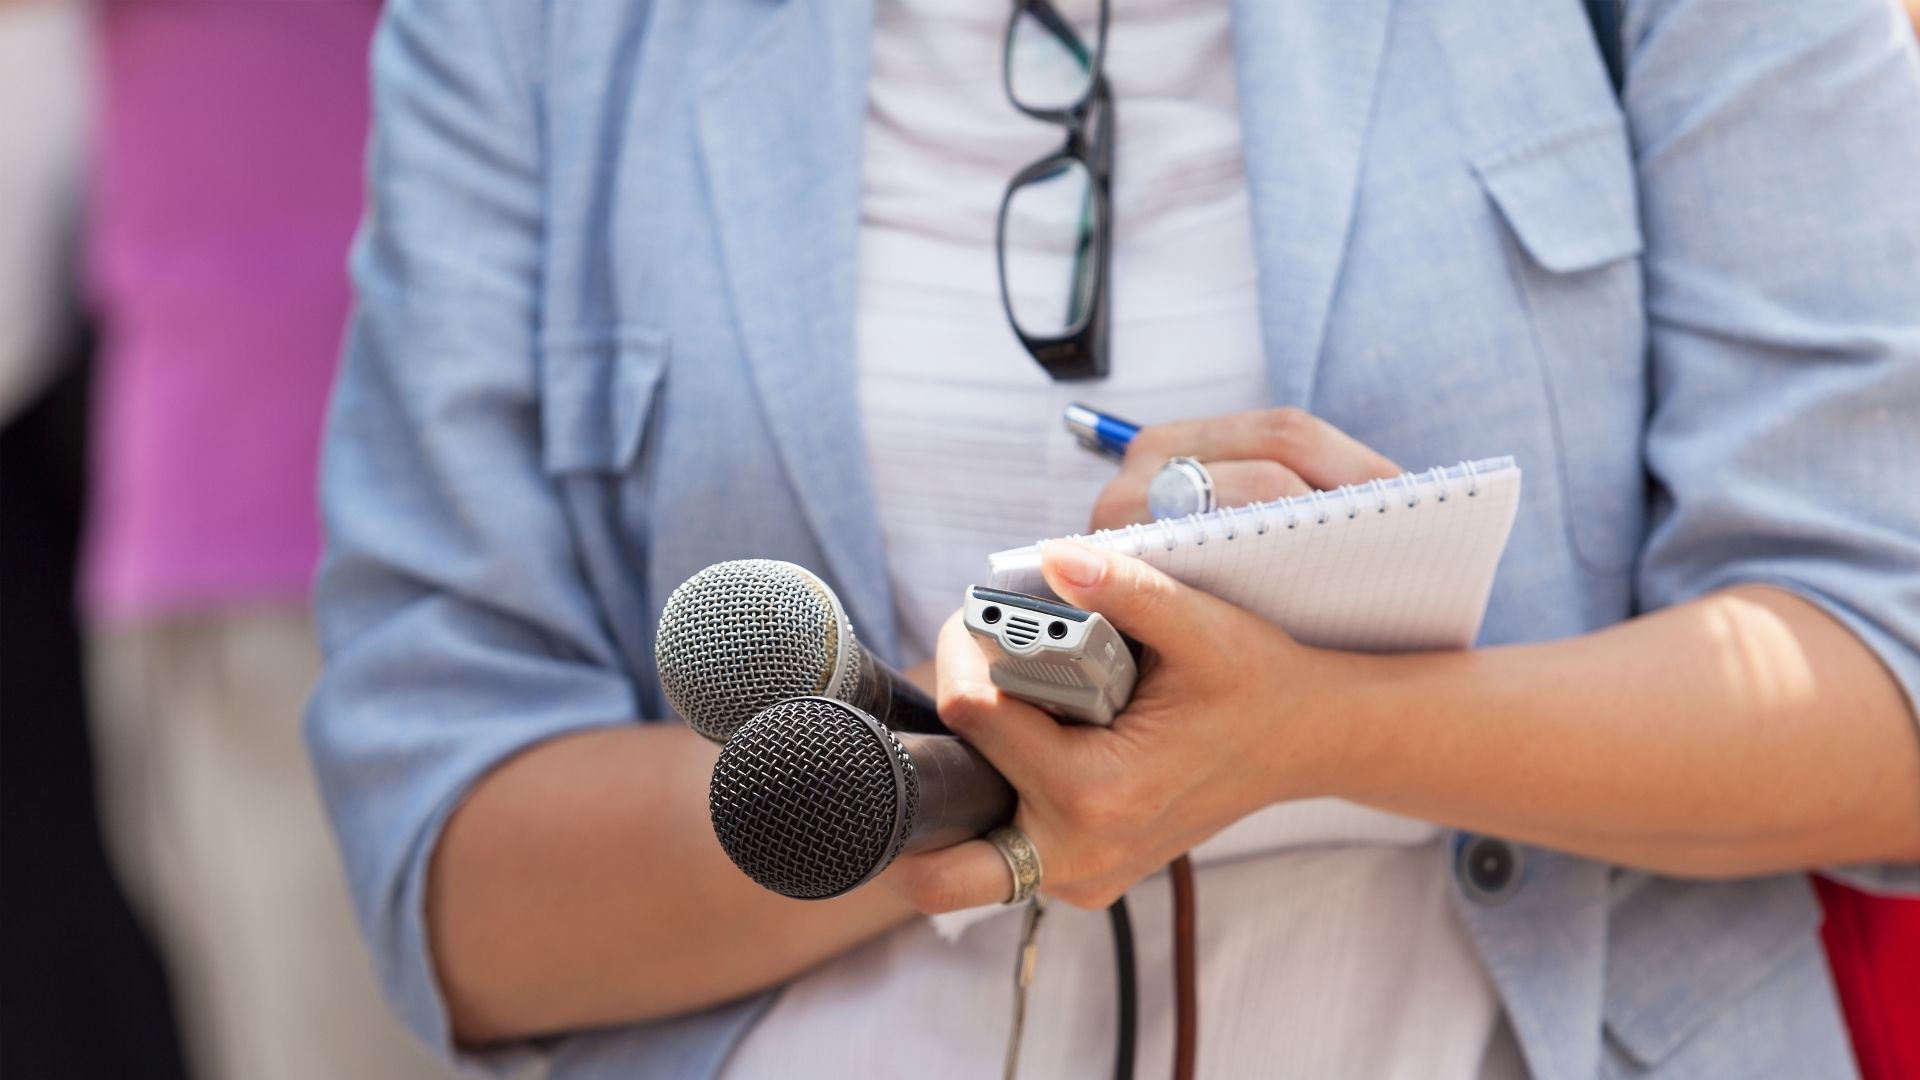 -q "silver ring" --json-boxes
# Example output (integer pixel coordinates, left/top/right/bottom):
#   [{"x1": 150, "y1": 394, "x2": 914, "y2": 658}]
[
  {"x1": 986, "y1": 826, "x2": 1043, "y2": 905},
  {"x1": 1147, "y1": 456, "x2": 1216, "y2": 520}
]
